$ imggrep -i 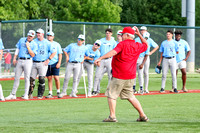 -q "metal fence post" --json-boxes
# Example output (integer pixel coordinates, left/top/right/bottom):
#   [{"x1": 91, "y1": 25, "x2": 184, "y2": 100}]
[
  {"x1": 83, "y1": 24, "x2": 85, "y2": 45},
  {"x1": 49, "y1": 19, "x2": 52, "y2": 32},
  {"x1": 186, "y1": 0, "x2": 195, "y2": 72},
  {"x1": 23, "y1": 22, "x2": 25, "y2": 37},
  {"x1": 46, "y1": 18, "x2": 48, "y2": 38}
]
